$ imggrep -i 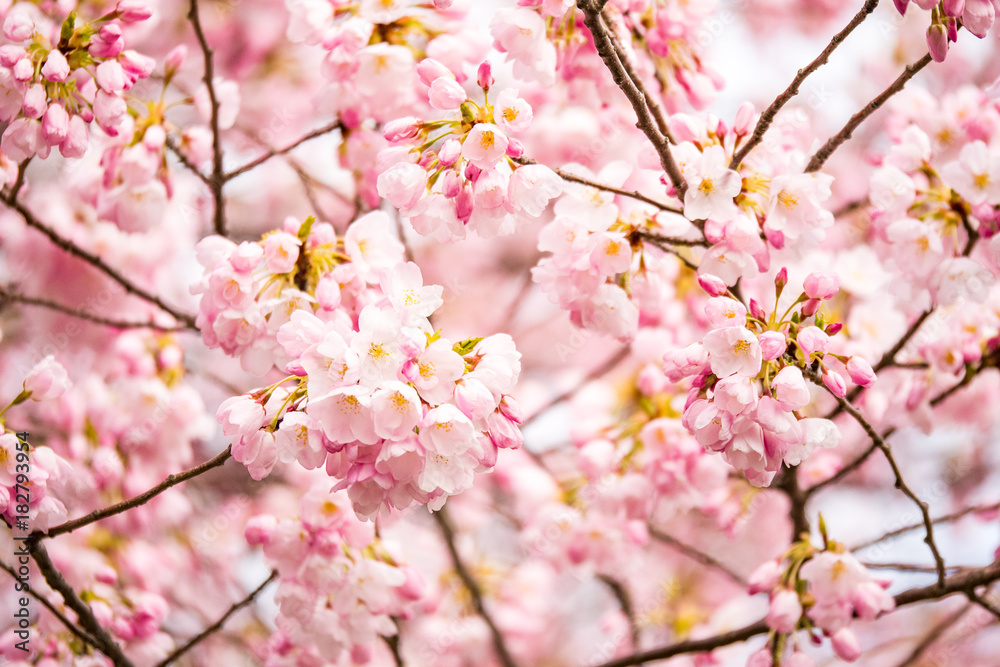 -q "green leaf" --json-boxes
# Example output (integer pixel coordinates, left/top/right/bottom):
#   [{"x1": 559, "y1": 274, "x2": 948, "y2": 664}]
[{"x1": 452, "y1": 337, "x2": 483, "y2": 357}]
